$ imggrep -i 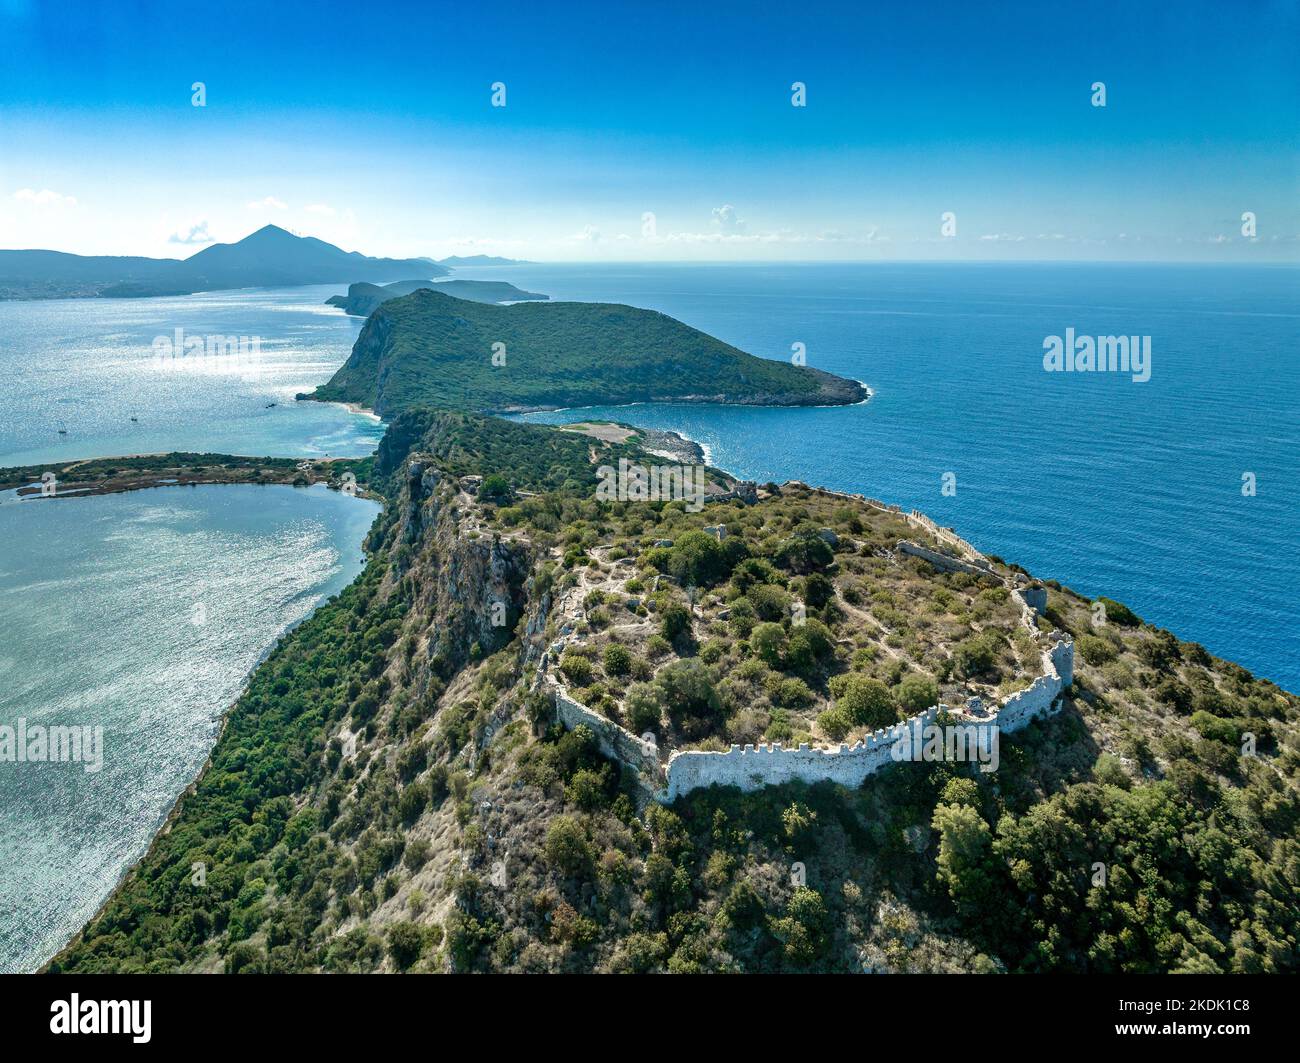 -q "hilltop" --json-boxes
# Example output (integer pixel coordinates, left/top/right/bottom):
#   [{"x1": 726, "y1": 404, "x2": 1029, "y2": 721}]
[
  {"x1": 0, "y1": 225, "x2": 447, "y2": 300},
  {"x1": 310, "y1": 288, "x2": 868, "y2": 416}
]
